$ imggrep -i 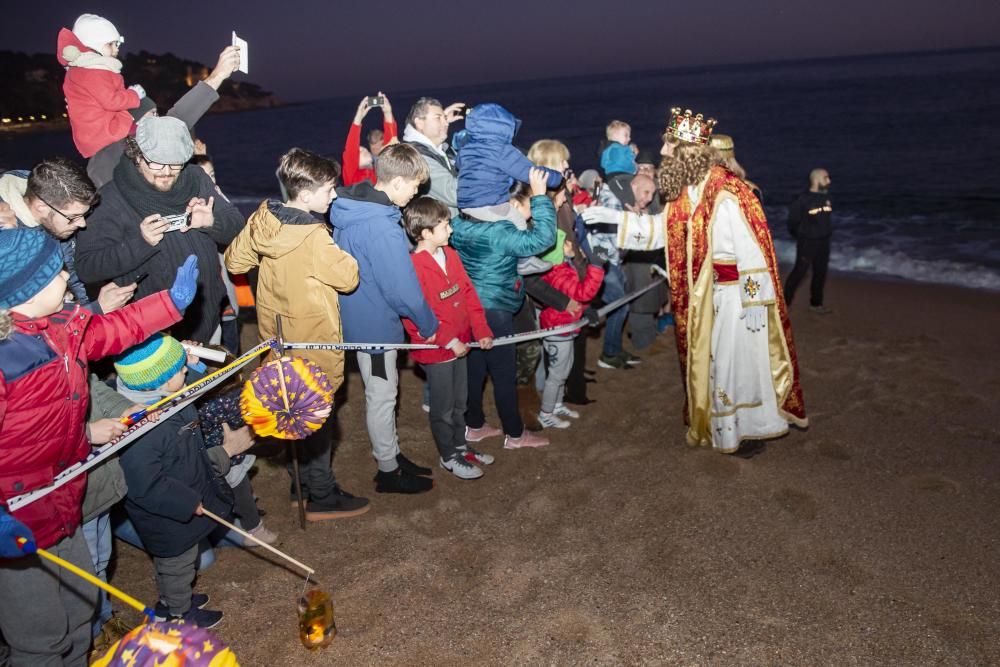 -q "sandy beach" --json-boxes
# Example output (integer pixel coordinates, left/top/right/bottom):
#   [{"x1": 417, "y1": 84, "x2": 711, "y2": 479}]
[{"x1": 106, "y1": 273, "x2": 1000, "y2": 665}]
